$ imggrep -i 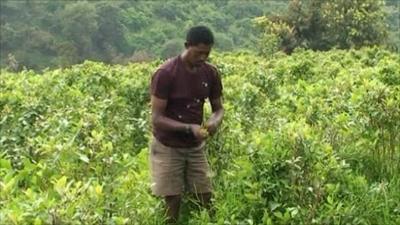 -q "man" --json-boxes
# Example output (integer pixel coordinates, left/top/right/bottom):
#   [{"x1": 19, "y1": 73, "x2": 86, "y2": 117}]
[{"x1": 149, "y1": 25, "x2": 224, "y2": 223}]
